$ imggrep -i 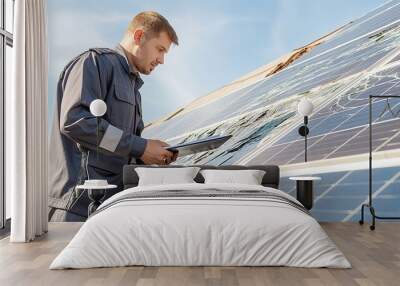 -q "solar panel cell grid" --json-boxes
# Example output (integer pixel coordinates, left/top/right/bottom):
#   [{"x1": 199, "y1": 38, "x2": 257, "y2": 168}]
[{"x1": 139, "y1": 3, "x2": 400, "y2": 221}]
